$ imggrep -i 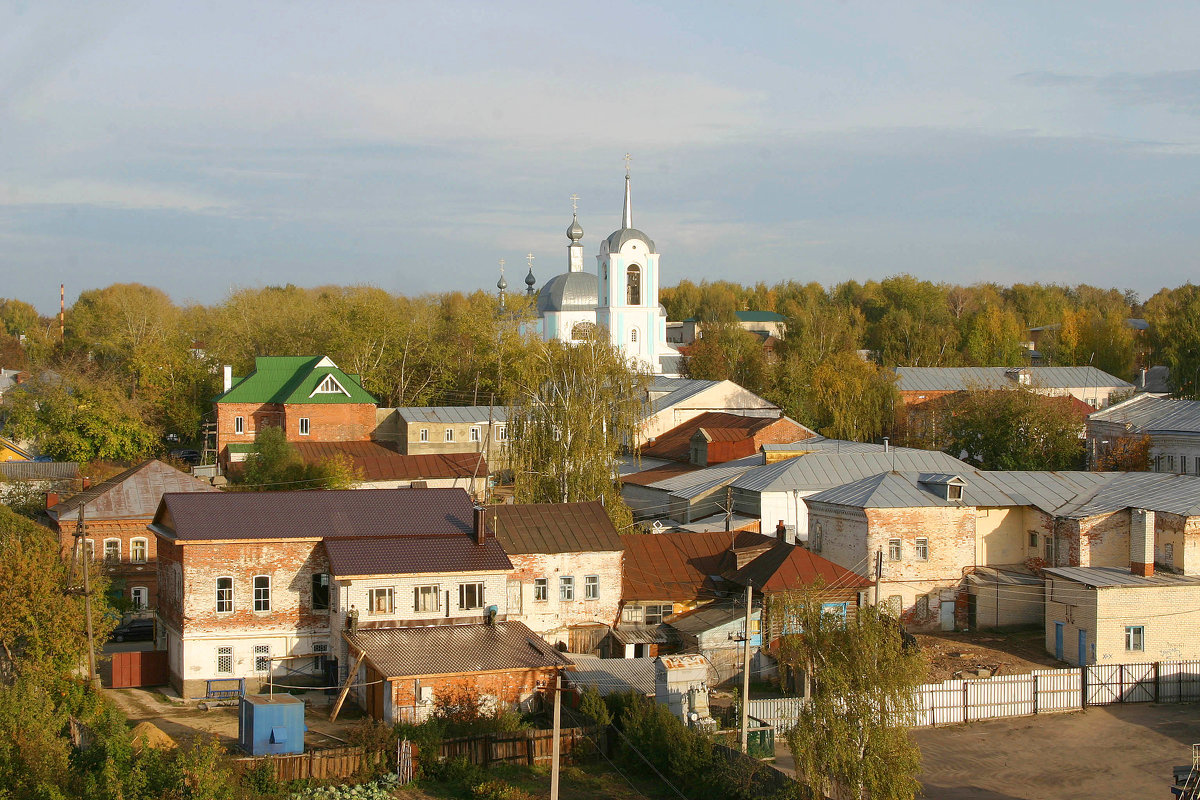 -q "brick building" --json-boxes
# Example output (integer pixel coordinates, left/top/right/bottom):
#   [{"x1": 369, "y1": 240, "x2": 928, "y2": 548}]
[
  {"x1": 47, "y1": 459, "x2": 219, "y2": 610},
  {"x1": 292, "y1": 441, "x2": 489, "y2": 497},
  {"x1": 485, "y1": 501, "x2": 624, "y2": 653},
  {"x1": 894, "y1": 366, "x2": 1133, "y2": 410},
  {"x1": 151, "y1": 487, "x2": 547, "y2": 711},
  {"x1": 374, "y1": 406, "x2": 509, "y2": 464},
  {"x1": 215, "y1": 356, "x2": 378, "y2": 468}
]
